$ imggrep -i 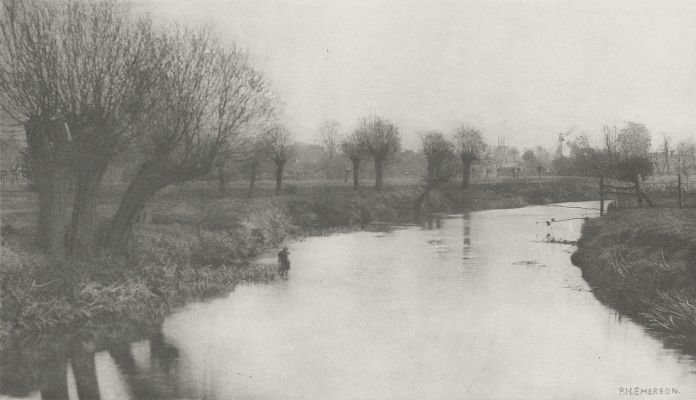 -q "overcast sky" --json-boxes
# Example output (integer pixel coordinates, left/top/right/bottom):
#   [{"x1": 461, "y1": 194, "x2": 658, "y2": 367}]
[{"x1": 129, "y1": 0, "x2": 696, "y2": 150}]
